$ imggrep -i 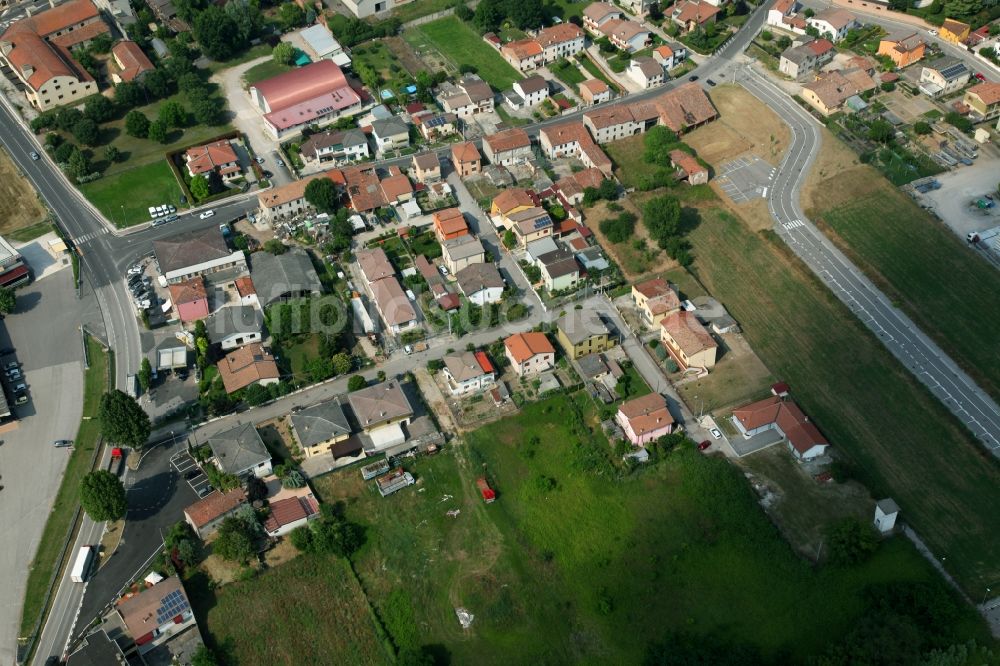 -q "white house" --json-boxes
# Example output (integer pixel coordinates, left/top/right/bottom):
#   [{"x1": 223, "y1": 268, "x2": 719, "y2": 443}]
[
  {"x1": 371, "y1": 117, "x2": 410, "y2": 154},
  {"x1": 504, "y1": 332, "x2": 555, "y2": 376},
  {"x1": 806, "y1": 8, "x2": 858, "y2": 42},
  {"x1": 512, "y1": 74, "x2": 549, "y2": 108},
  {"x1": 535, "y1": 23, "x2": 587, "y2": 62},
  {"x1": 628, "y1": 57, "x2": 665, "y2": 89},
  {"x1": 456, "y1": 263, "x2": 504, "y2": 305},
  {"x1": 918, "y1": 59, "x2": 971, "y2": 98},
  {"x1": 732, "y1": 395, "x2": 829, "y2": 462},
  {"x1": 442, "y1": 351, "x2": 496, "y2": 395},
  {"x1": 766, "y1": 0, "x2": 800, "y2": 30}
]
